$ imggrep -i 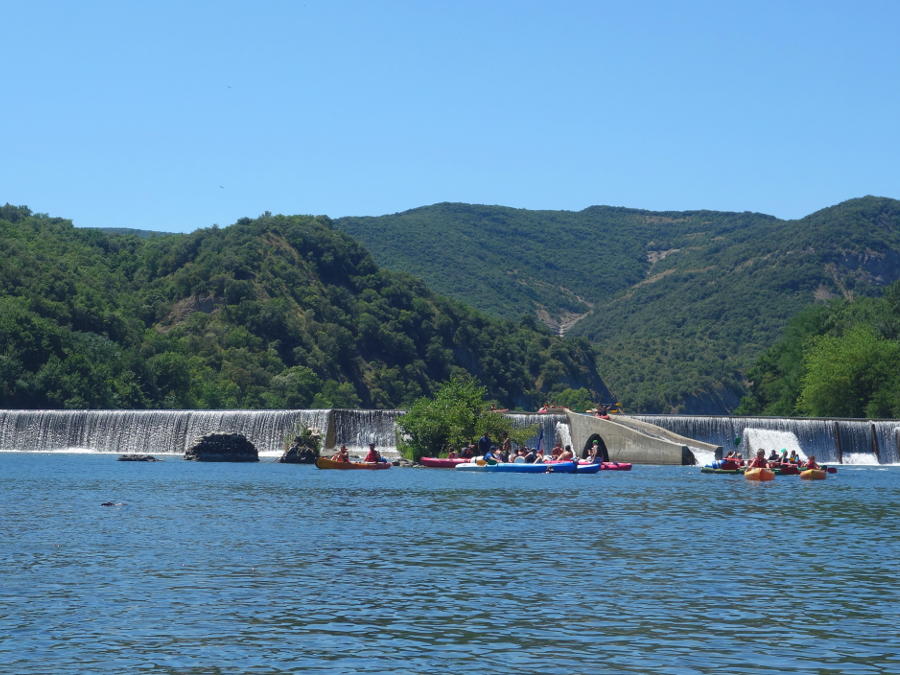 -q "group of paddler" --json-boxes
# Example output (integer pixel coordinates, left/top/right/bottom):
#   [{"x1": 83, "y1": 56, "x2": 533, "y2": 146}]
[
  {"x1": 718, "y1": 448, "x2": 821, "y2": 471},
  {"x1": 445, "y1": 434, "x2": 606, "y2": 465},
  {"x1": 329, "y1": 442, "x2": 389, "y2": 464}
]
